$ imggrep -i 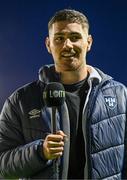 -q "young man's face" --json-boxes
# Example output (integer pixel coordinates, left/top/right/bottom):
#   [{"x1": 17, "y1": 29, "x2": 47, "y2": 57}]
[{"x1": 46, "y1": 21, "x2": 92, "y2": 73}]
